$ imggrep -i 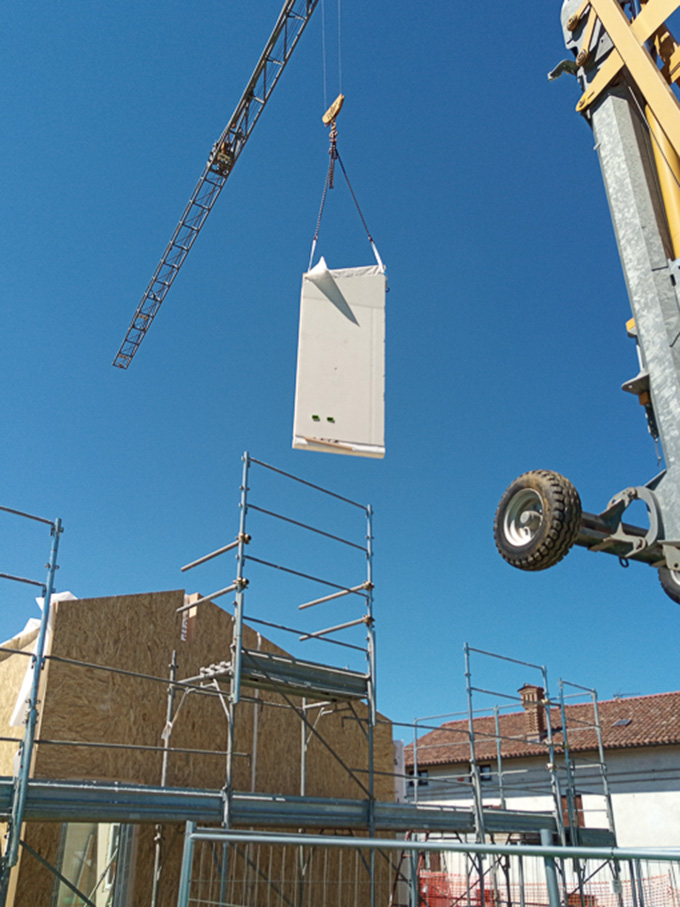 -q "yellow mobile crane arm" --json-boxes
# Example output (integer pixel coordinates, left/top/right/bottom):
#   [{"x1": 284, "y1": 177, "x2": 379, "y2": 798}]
[
  {"x1": 494, "y1": 0, "x2": 680, "y2": 604},
  {"x1": 566, "y1": 0, "x2": 680, "y2": 253}
]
